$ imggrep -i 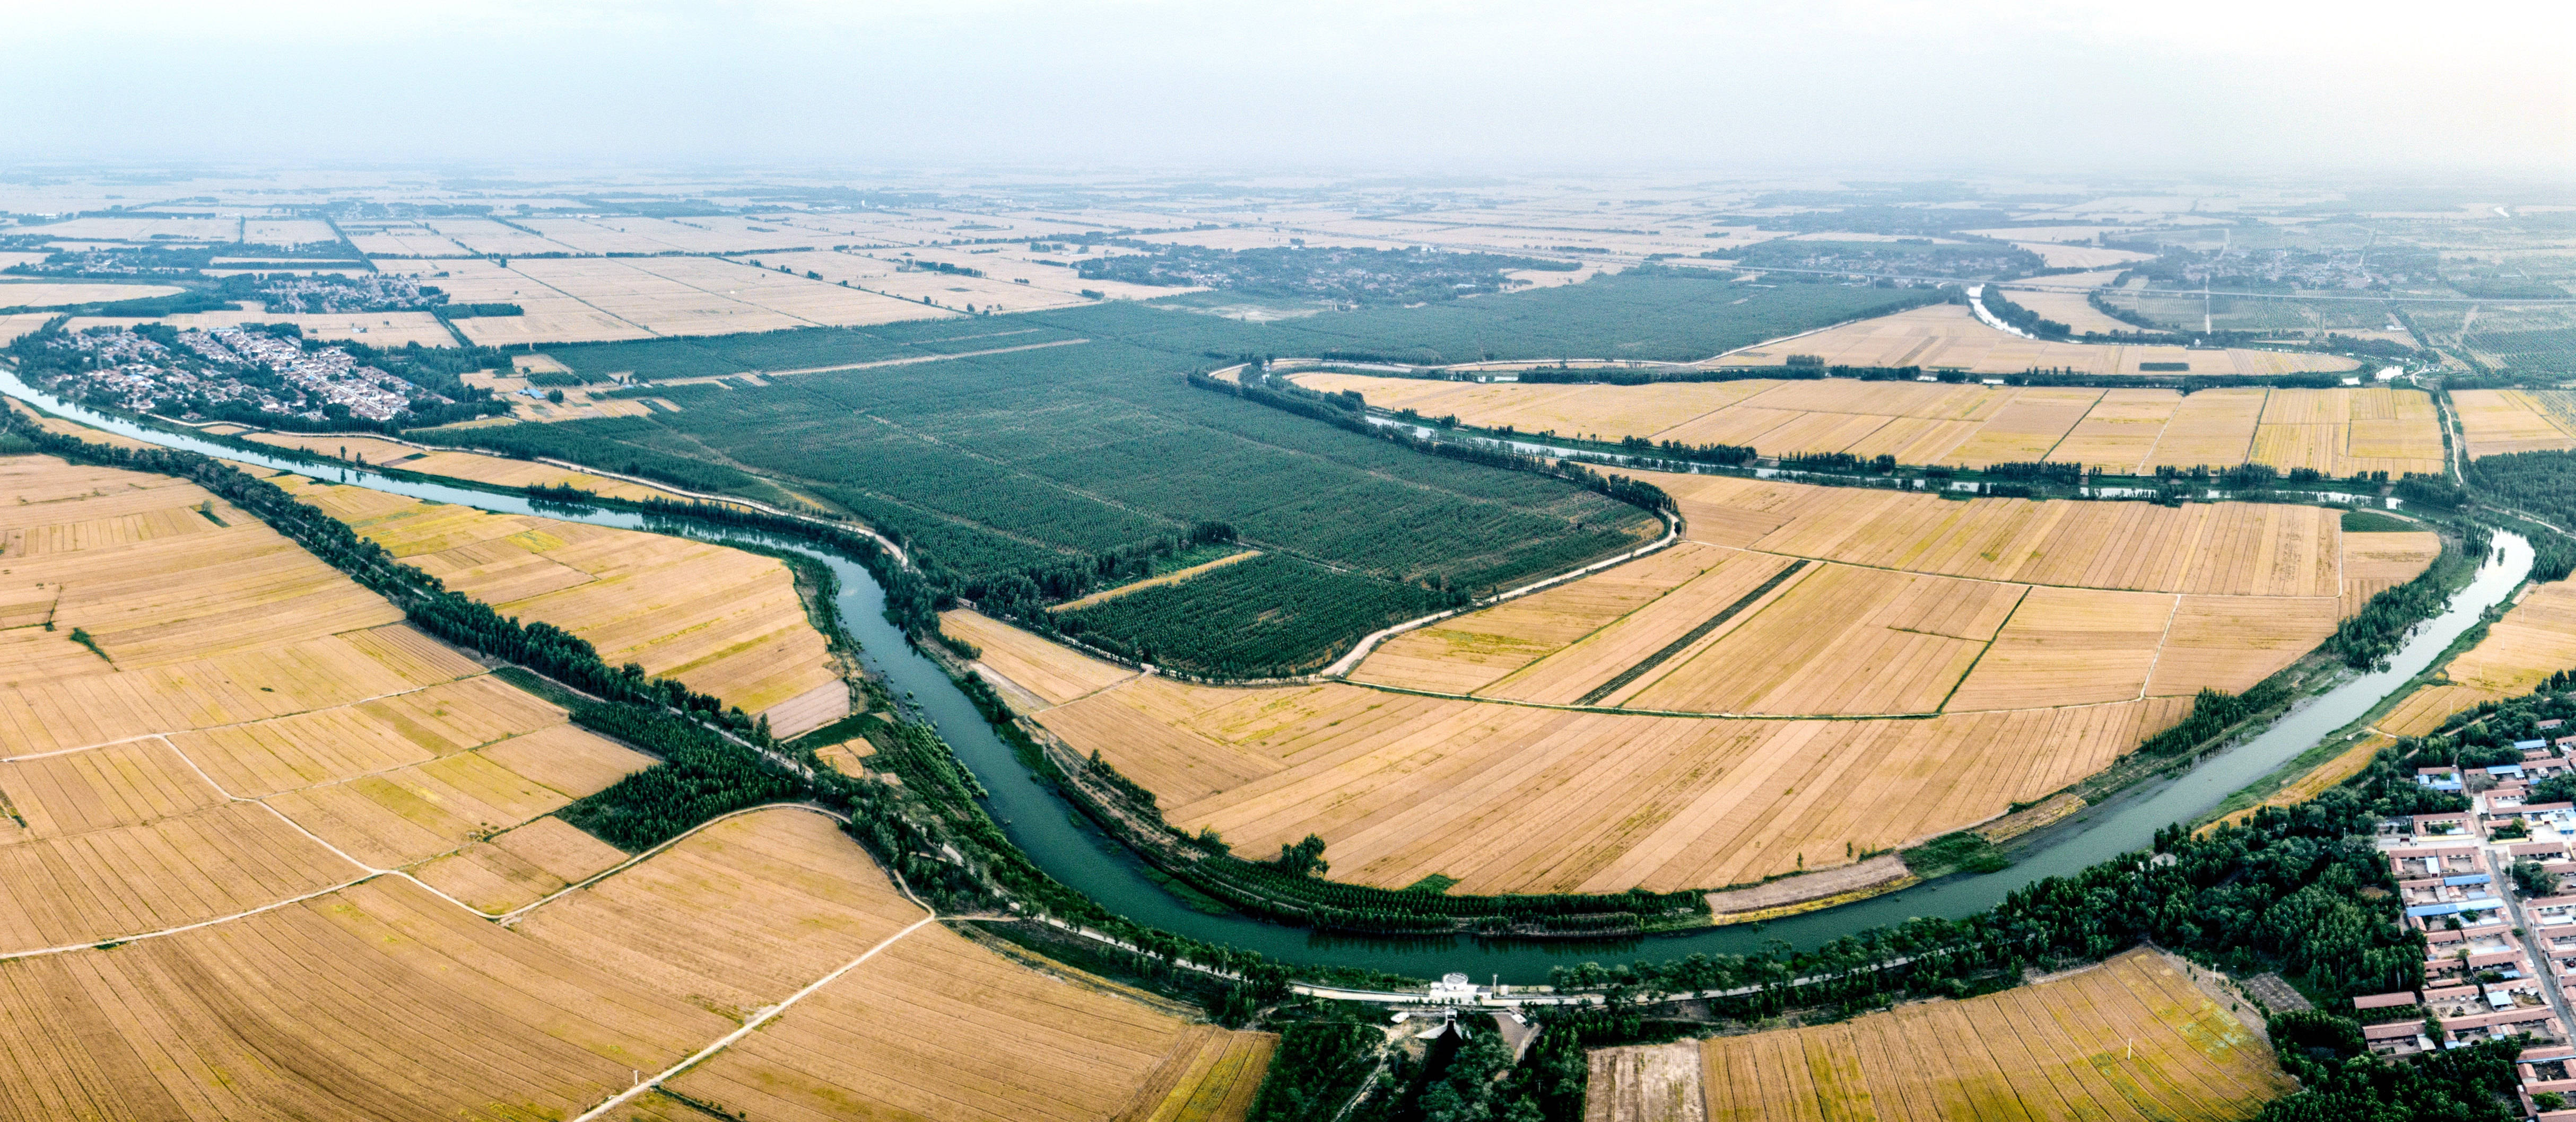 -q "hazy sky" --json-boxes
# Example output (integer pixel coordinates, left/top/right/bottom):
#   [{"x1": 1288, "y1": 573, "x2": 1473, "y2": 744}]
[{"x1": 7, "y1": 1, "x2": 2569, "y2": 177}]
